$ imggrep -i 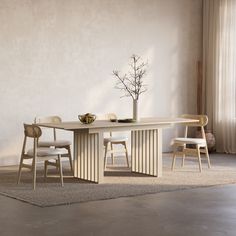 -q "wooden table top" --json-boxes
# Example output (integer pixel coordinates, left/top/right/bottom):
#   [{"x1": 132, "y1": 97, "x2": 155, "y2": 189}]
[{"x1": 37, "y1": 117, "x2": 198, "y2": 132}]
